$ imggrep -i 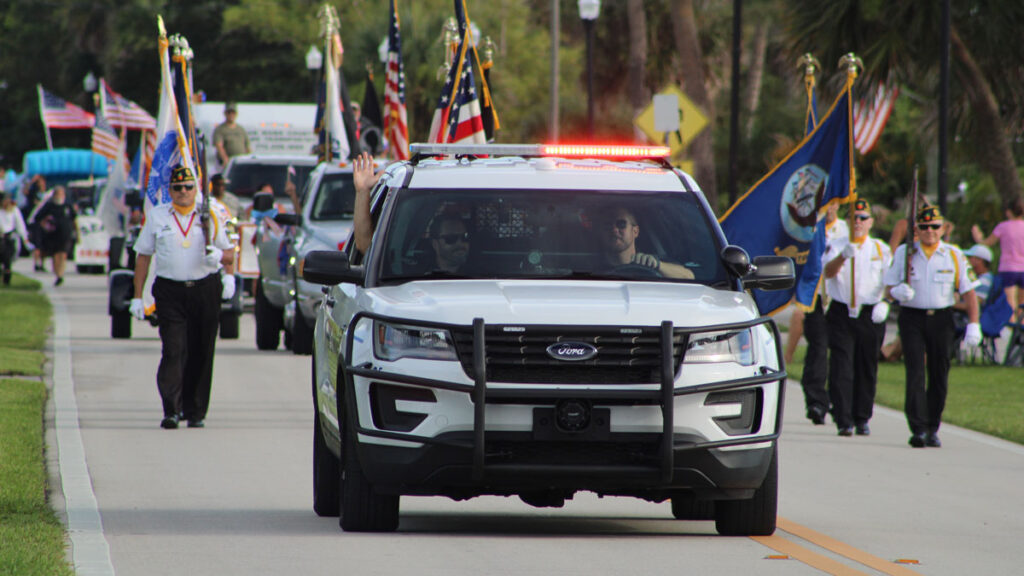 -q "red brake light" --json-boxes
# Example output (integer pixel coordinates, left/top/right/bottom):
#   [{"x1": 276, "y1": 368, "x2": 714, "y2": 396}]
[{"x1": 541, "y1": 144, "x2": 670, "y2": 158}]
